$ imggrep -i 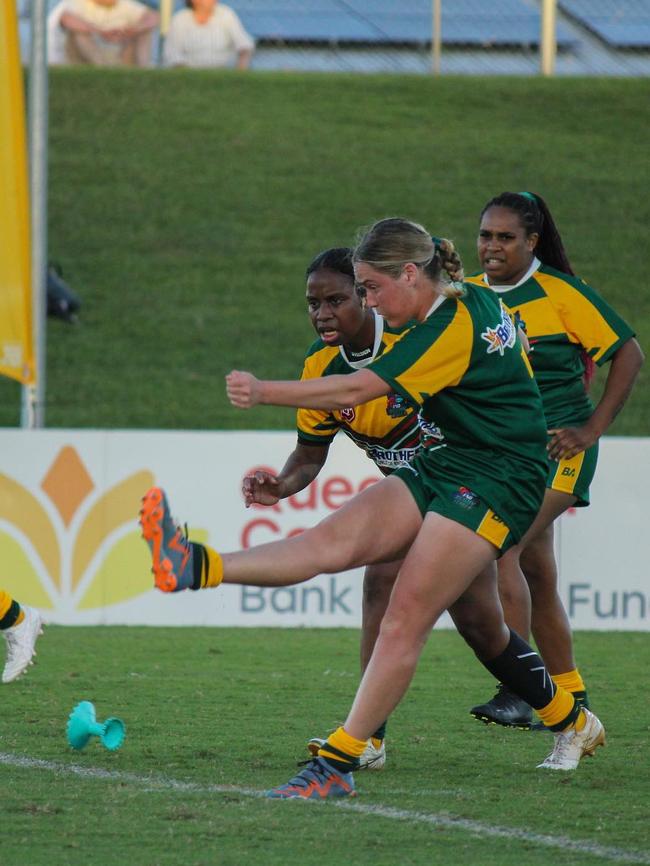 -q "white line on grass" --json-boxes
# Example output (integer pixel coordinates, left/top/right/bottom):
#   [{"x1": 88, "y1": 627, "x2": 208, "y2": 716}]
[{"x1": 2, "y1": 752, "x2": 648, "y2": 865}]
